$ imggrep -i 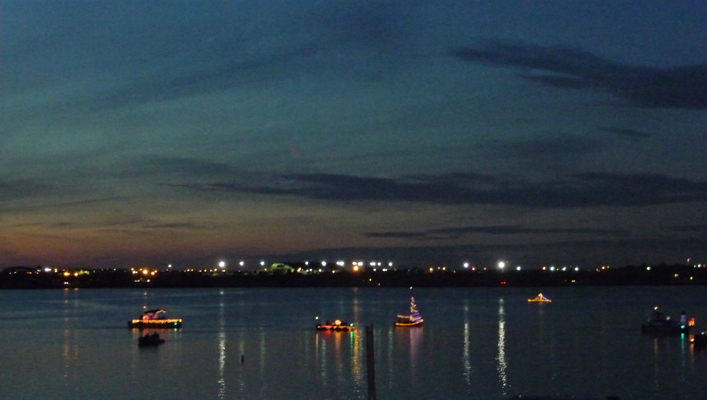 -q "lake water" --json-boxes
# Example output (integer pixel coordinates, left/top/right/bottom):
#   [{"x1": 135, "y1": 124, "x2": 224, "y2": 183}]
[{"x1": 2, "y1": 286, "x2": 707, "y2": 400}]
